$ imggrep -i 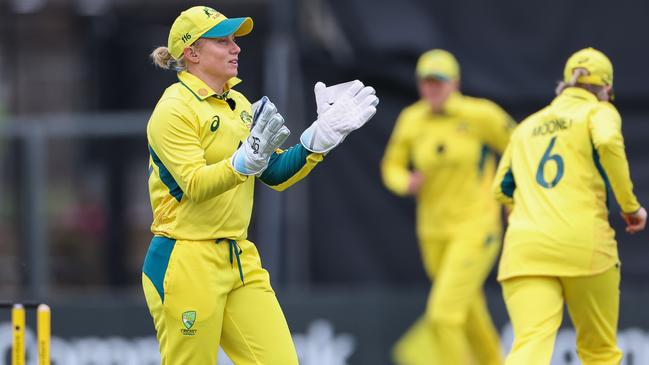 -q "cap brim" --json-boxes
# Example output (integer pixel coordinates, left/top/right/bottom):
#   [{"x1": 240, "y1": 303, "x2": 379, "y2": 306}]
[
  {"x1": 202, "y1": 17, "x2": 253, "y2": 38},
  {"x1": 417, "y1": 72, "x2": 452, "y2": 81}
]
